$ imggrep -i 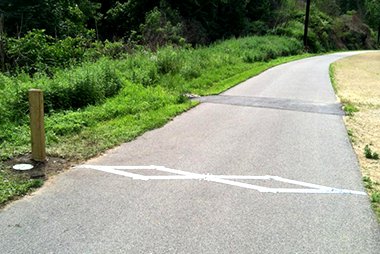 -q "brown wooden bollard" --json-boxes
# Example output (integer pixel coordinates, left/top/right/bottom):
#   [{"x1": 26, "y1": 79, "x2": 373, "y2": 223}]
[{"x1": 29, "y1": 89, "x2": 46, "y2": 161}]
